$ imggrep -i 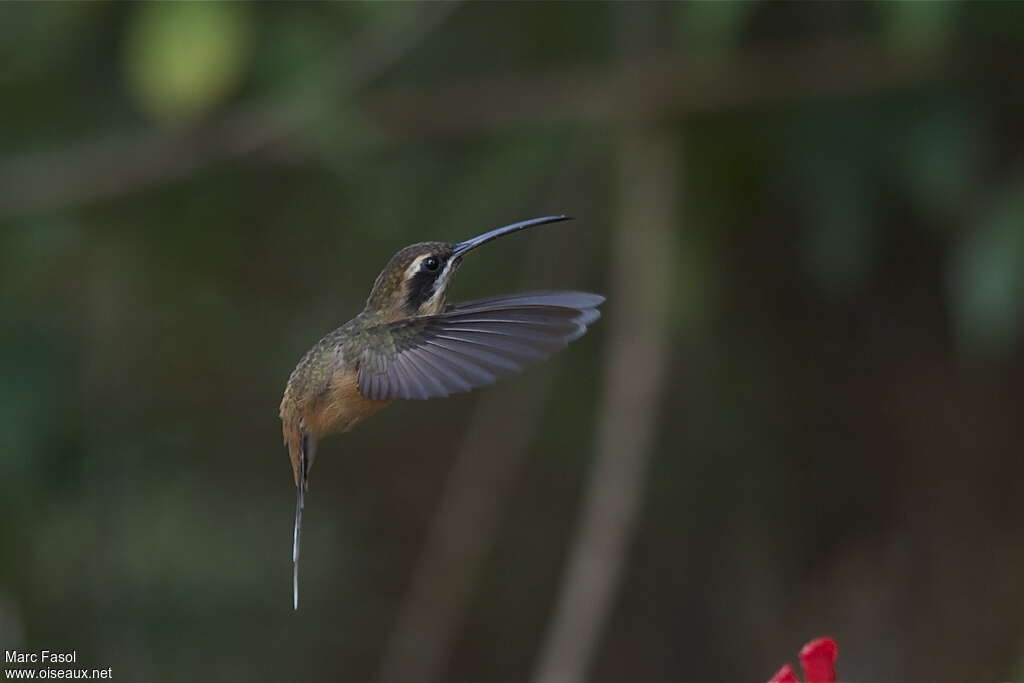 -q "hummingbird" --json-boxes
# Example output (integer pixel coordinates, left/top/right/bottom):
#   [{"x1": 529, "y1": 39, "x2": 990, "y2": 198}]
[{"x1": 279, "y1": 215, "x2": 603, "y2": 609}]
